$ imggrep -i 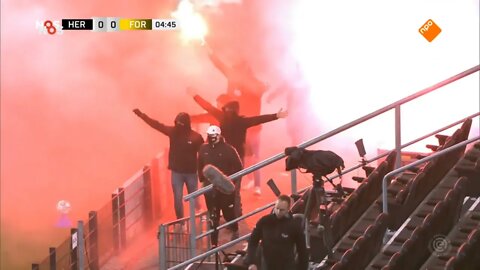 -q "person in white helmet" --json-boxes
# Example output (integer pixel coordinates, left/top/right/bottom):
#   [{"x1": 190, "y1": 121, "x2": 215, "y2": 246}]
[
  {"x1": 187, "y1": 87, "x2": 288, "y2": 204},
  {"x1": 198, "y1": 125, "x2": 243, "y2": 242}
]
